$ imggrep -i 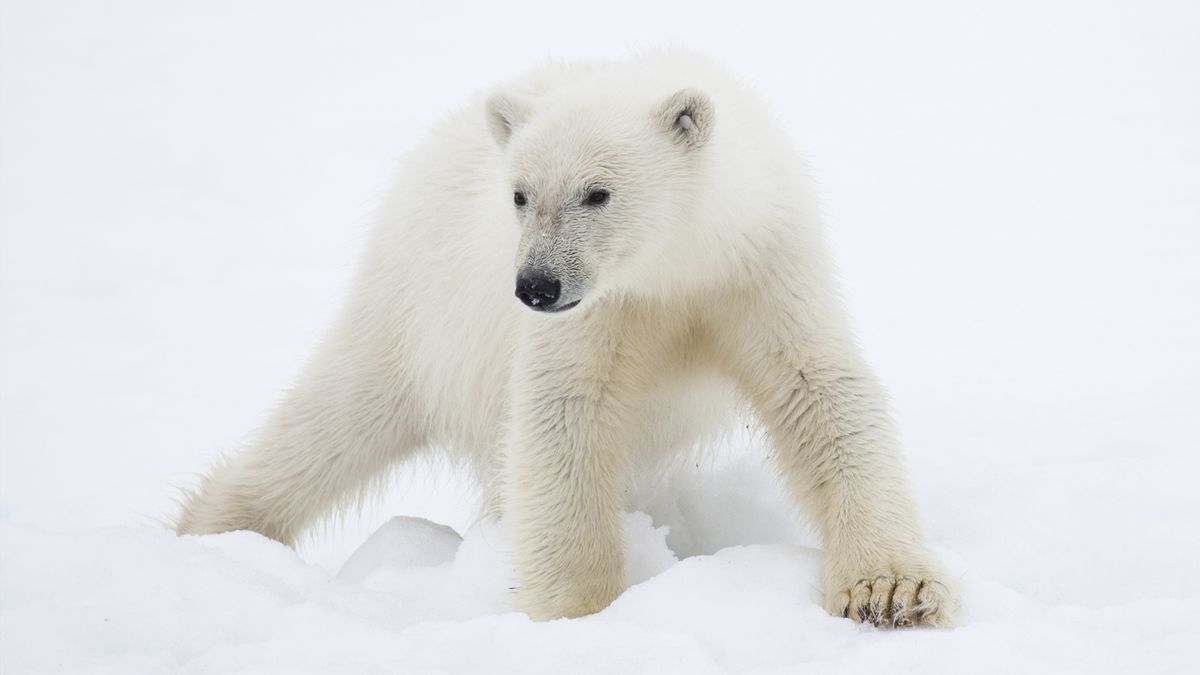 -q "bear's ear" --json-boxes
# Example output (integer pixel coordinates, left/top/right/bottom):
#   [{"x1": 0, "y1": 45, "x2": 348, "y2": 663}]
[
  {"x1": 485, "y1": 92, "x2": 531, "y2": 146},
  {"x1": 655, "y1": 88, "x2": 714, "y2": 150}
]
